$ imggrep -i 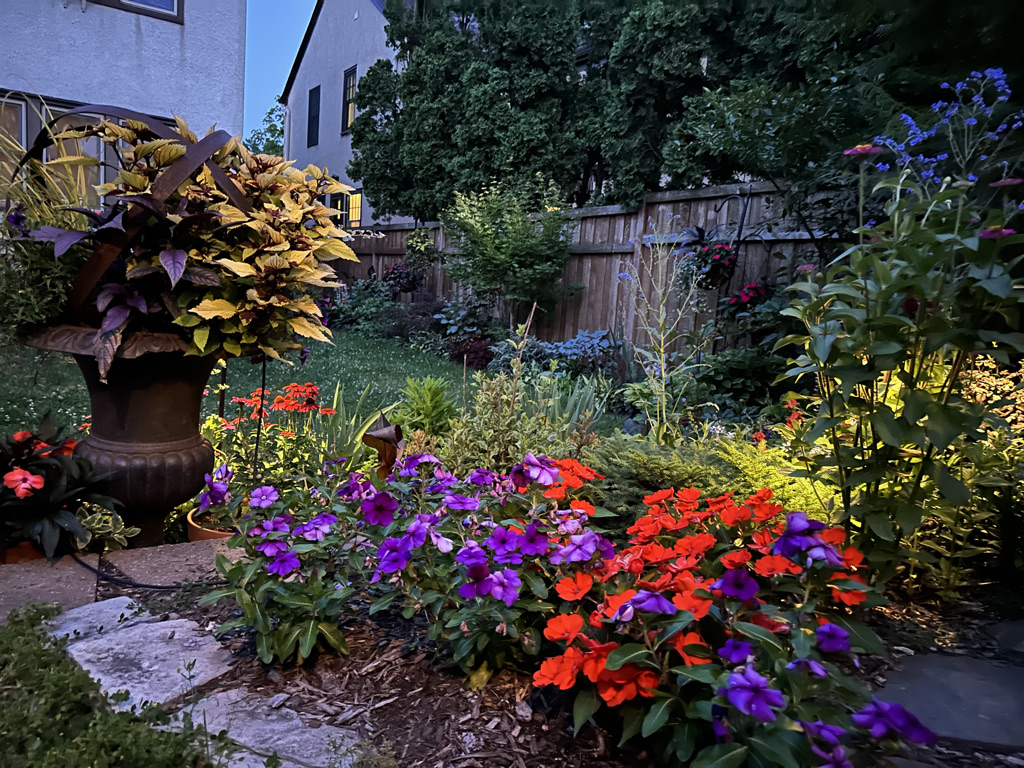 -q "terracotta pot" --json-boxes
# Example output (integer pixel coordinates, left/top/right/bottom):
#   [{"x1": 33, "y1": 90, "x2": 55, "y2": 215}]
[
  {"x1": 186, "y1": 509, "x2": 233, "y2": 542},
  {"x1": 0, "y1": 541, "x2": 47, "y2": 565},
  {"x1": 29, "y1": 326, "x2": 216, "y2": 547}
]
